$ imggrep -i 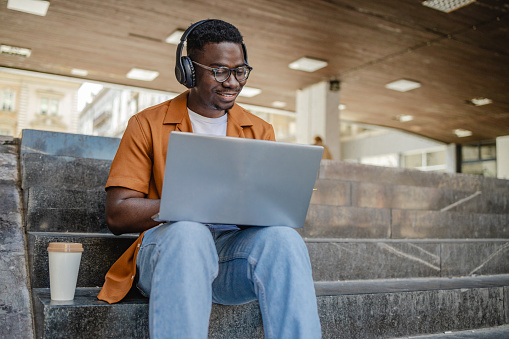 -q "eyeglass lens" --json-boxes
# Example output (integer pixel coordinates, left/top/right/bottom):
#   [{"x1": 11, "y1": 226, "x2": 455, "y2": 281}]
[{"x1": 214, "y1": 66, "x2": 250, "y2": 82}]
